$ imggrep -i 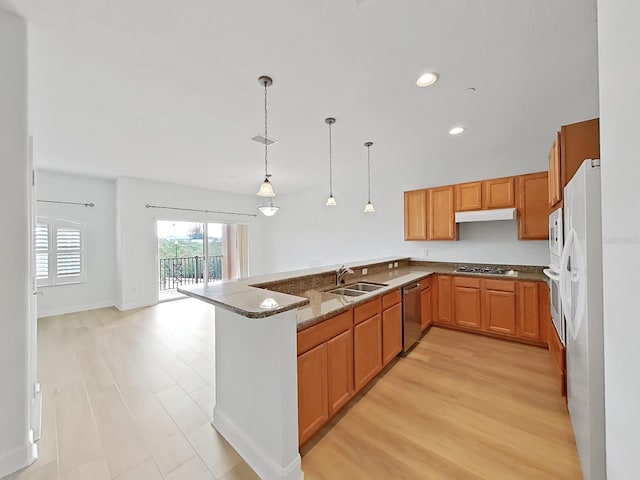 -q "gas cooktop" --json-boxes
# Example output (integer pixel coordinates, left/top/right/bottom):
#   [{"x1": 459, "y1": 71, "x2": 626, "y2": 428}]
[{"x1": 454, "y1": 265, "x2": 518, "y2": 276}]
